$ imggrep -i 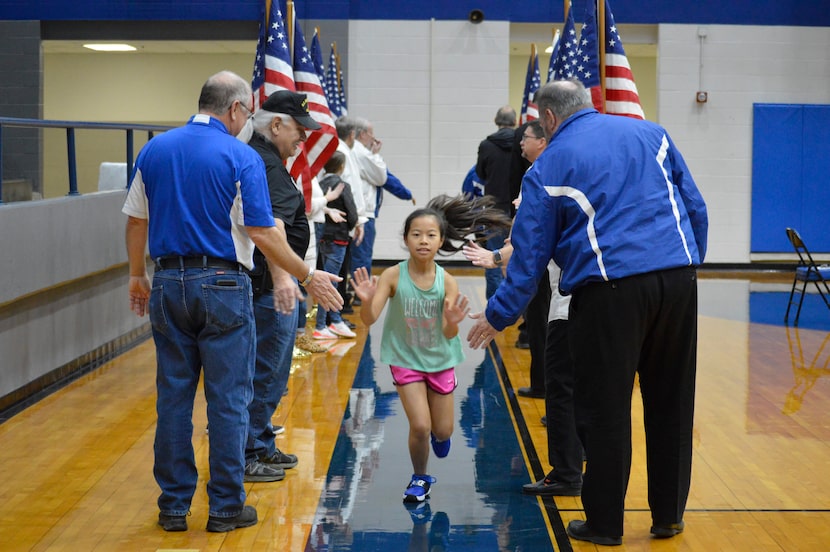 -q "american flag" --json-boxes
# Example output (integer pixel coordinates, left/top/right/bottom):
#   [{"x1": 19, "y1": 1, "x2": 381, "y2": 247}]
[
  {"x1": 292, "y1": 20, "x2": 339, "y2": 180},
  {"x1": 580, "y1": 0, "x2": 645, "y2": 119},
  {"x1": 546, "y1": 29, "x2": 561, "y2": 84},
  {"x1": 550, "y1": 3, "x2": 579, "y2": 82},
  {"x1": 250, "y1": 1, "x2": 314, "y2": 210},
  {"x1": 325, "y1": 45, "x2": 343, "y2": 118},
  {"x1": 309, "y1": 28, "x2": 328, "y2": 100},
  {"x1": 251, "y1": 0, "x2": 295, "y2": 107},
  {"x1": 601, "y1": 0, "x2": 644, "y2": 118},
  {"x1": 520, "y1": 48, "x2": 541, "y2": 124}
]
